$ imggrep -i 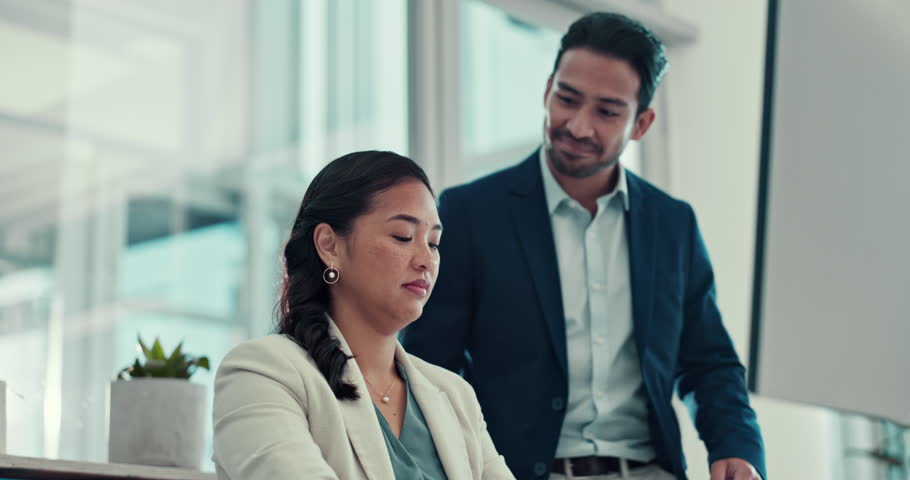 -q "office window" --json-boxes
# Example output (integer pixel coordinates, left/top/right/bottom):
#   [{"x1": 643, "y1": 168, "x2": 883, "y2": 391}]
[
  {"x1": 460, "y1": 0, "x2": 560, "y2": 180},
  {"x1": 0, "y1": 0, "x2": 407, "y2": 469}
]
